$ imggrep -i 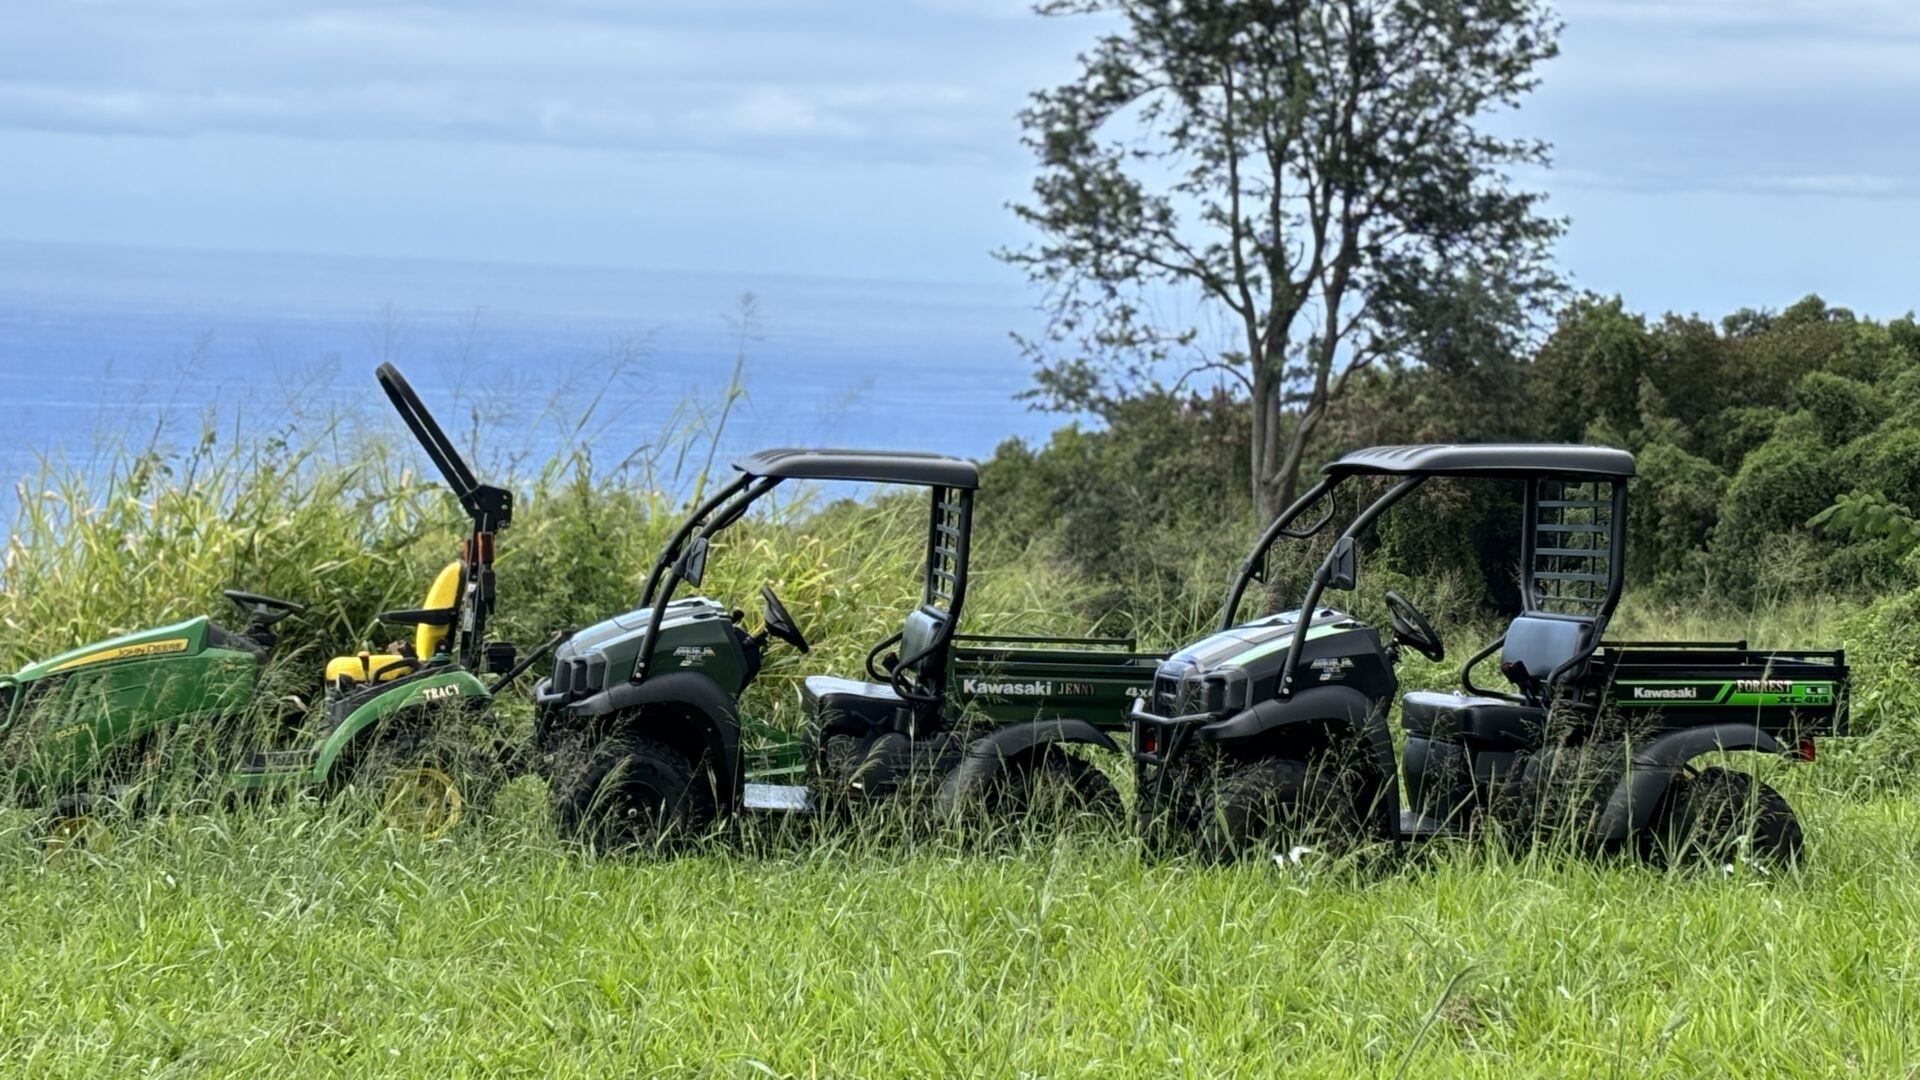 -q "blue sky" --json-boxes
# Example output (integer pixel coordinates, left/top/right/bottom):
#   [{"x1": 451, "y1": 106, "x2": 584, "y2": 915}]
[{"x1": 2, "y1": 0, "x2": 1915, "y2": 318}]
